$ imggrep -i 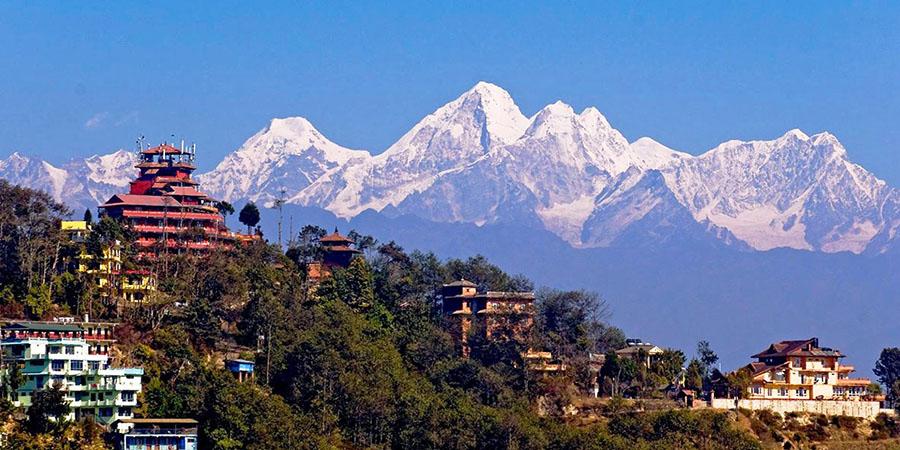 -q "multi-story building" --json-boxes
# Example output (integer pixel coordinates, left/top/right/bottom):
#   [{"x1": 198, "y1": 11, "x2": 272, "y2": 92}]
[
  {"x1": 744, "y1": 338, "x2": 875, "y2": 401},
  {"x1": 60, "y1": 220, "x2": 157, "y2": 305},
  {"x1": 615, "y1": 339, "x2": 664, "y2": 368},
  {"x1": 441, "y1": 279, "x2": 535, "y2": 356},
  {"x1": 0, "y1": 321, "x2": 143, "y2": 424},
  {"x1": 99, "y1": 142, "x2": 250, "y2": 259}
]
